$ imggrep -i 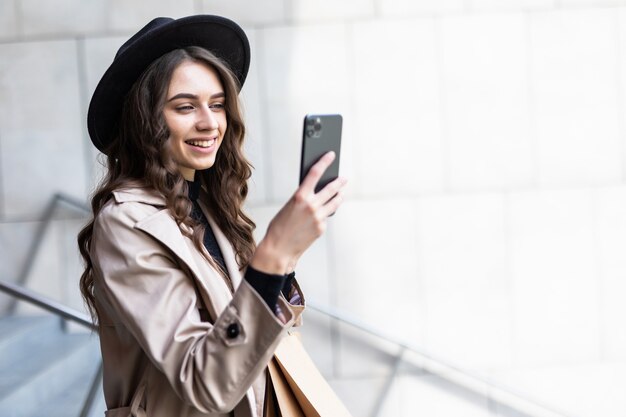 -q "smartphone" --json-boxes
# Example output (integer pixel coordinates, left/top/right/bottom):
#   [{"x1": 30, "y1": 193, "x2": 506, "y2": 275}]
[{"x1": 299, "y1": 114, "x2": 343, "y2": 193}]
